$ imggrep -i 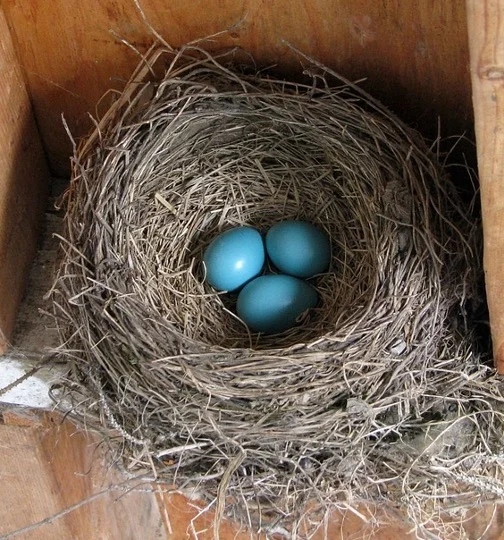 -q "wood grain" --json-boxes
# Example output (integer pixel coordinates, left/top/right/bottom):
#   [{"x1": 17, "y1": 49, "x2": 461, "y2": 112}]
[
  {"x1": 0, "y1": 408, "x2": 168, "y2": 540},
  {"x1": 467, "y1": 0, "x2": 504, "y2": 373},
  {"x1": 0, "y1": 8, "x2": 50, "y2": 353},
  {"x1": 3, "y1": 0, "x2": 473, "y2": 177}
]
